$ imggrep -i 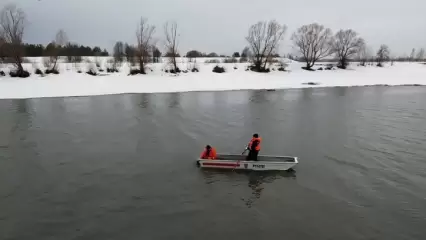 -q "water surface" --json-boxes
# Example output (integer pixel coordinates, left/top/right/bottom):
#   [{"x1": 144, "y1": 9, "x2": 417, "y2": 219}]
[{"x1": 1, "y1": 86, "x2": 426, "y2": 240}]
